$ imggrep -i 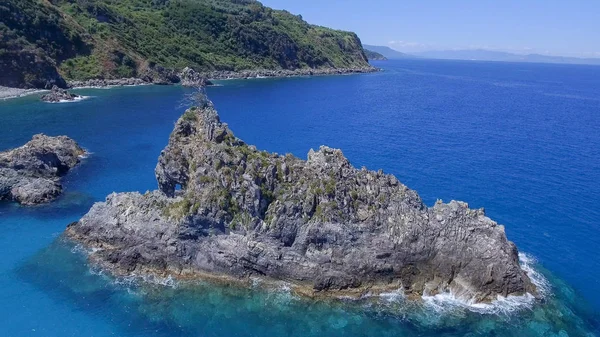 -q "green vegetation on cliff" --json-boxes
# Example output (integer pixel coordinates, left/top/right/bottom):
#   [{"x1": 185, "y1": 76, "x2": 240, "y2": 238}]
[
  {"x1": 364, "y1": 49, "x2": 387, "y2": 61},
  {"x1": 0, "y1": 0, "x2": 370, "y2": 88}
]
